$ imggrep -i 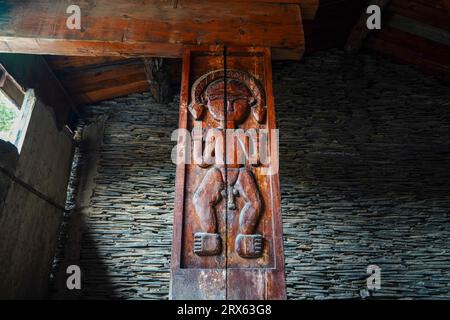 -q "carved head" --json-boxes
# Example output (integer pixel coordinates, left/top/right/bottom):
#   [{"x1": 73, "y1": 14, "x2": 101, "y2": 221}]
[
  {"x1": 189, "y1": 69, "x2": 266, "y2": 126},
  {"x1": 202, "y1": 78, "x2": 255, "y2": 125}
]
